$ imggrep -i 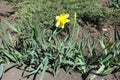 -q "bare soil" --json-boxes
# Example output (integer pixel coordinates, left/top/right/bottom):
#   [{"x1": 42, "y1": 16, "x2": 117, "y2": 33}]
[
  {"x1": 2, "y1": 64, "x2": 82, "y2": 80},
  {"x1": 1, "y1": 64, "x2": 120, "y2": 80},
  {"x1": 0, "y1": 0, "x2": 120, "y2": 80},
  {"x1": 0, "y1": 0, "x2": 15, "y2": 21}
]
